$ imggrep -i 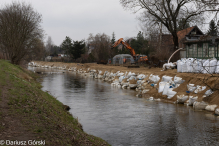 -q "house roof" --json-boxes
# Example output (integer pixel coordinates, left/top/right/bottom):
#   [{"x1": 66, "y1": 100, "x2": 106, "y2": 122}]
[{"x1": 177, "y1": 26, "x2": 195, "y2": 42}]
